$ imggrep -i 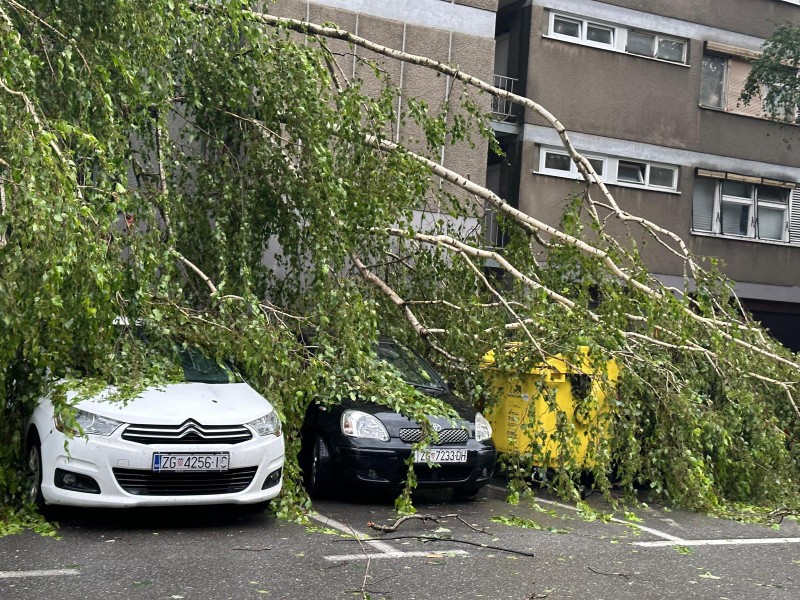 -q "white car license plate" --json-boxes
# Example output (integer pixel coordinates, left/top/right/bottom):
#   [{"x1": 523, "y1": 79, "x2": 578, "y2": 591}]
[
  {"x1": 152, "y1": 453, "x2": 230, "y2": 472},
  {"x1": 413, "y1": 449, "x2": 468, "y2": 464}
]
